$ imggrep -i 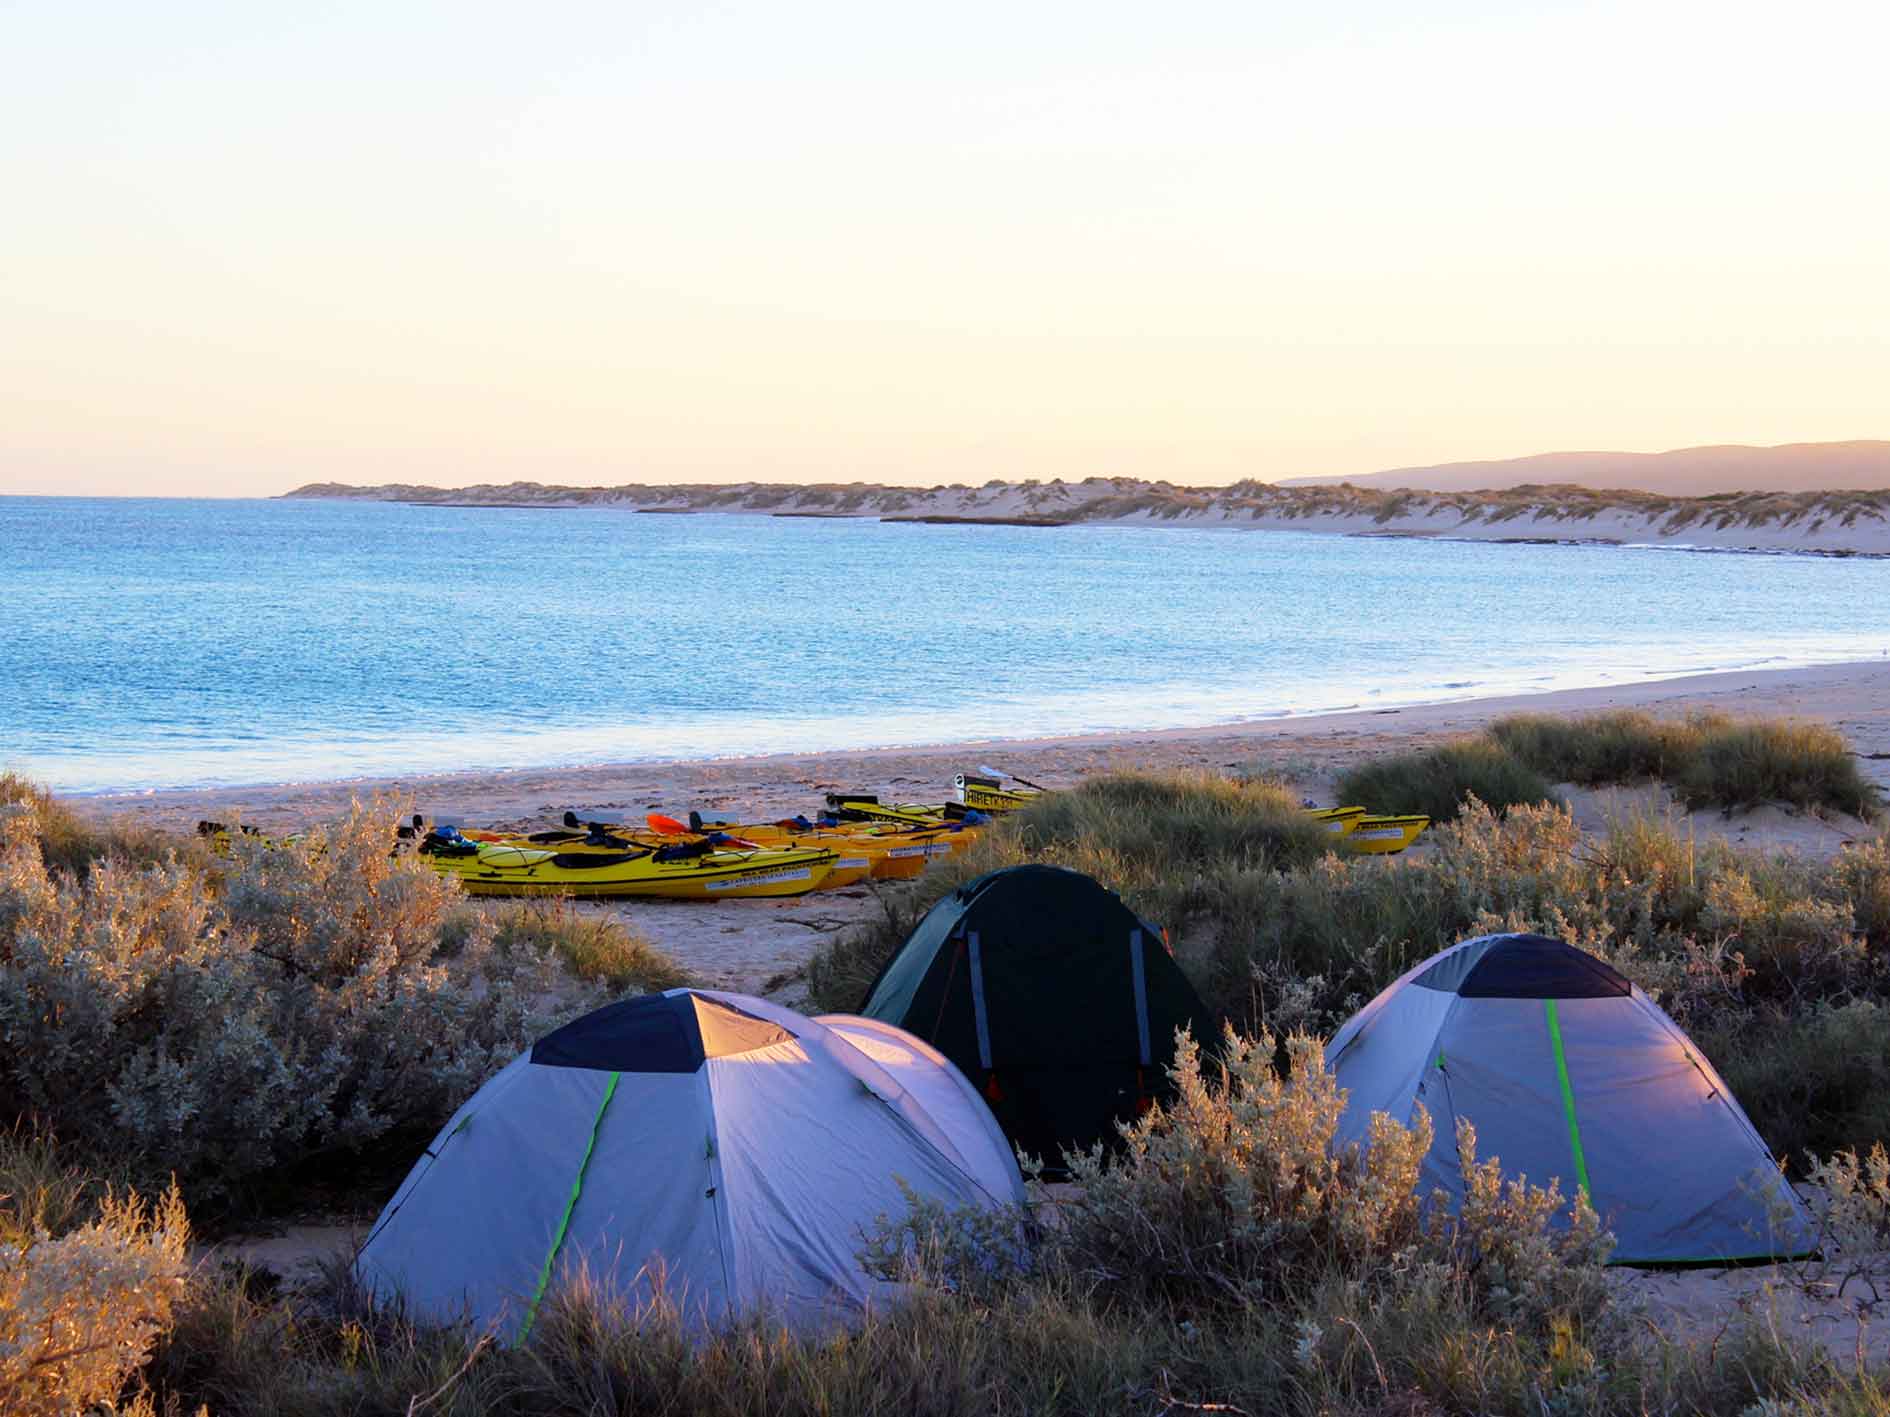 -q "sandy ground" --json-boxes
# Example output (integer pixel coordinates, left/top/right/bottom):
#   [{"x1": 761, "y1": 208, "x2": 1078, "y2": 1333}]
[
  {"x1": 81, "y1": 658, "x2": 1890, "y2": 999},
  {"x1": 1614, "y1": 1255, "x2": 1889, "y2": 1369},
  {"x1": 150, "y1": 658, "x2": 1890, "y2": 1362}
]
